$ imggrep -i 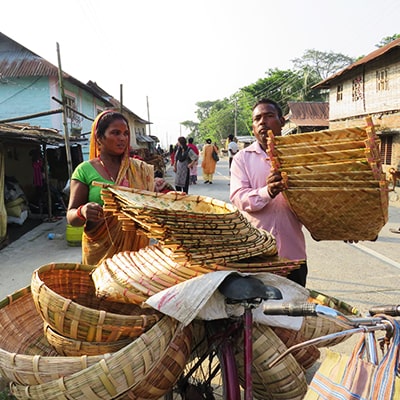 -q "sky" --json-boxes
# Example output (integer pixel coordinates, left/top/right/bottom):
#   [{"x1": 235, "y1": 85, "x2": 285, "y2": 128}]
[{"x1": 2, "y1": 0, "x2": 400, "y2": 147}]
